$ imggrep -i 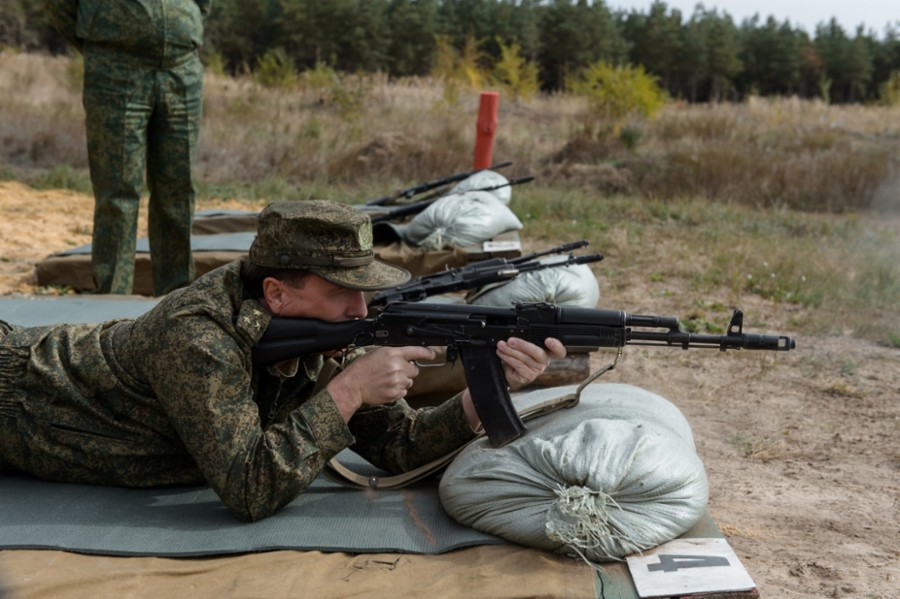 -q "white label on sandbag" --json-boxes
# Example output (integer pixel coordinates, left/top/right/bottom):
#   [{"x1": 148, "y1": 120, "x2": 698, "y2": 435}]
[
  {"x1": 482, "y1": 240, "x2": 521, "y2": 253},
  {"x1": 626, "y1": 538, "x2": 756, "y2": 597}
]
